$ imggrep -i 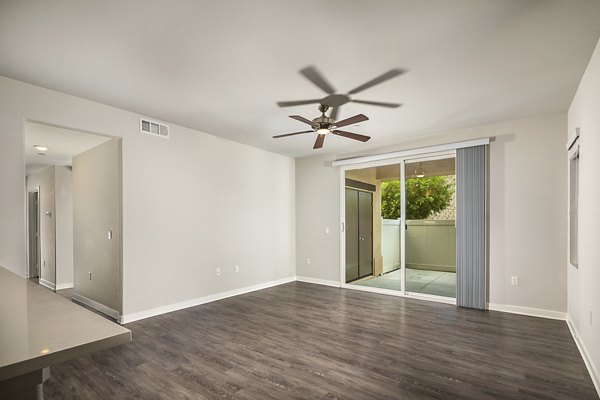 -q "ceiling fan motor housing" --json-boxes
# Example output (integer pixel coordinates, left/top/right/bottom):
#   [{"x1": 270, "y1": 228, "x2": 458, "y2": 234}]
[{"x1": 312, "y1": 115, "x2": 336, "y2": 130}]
